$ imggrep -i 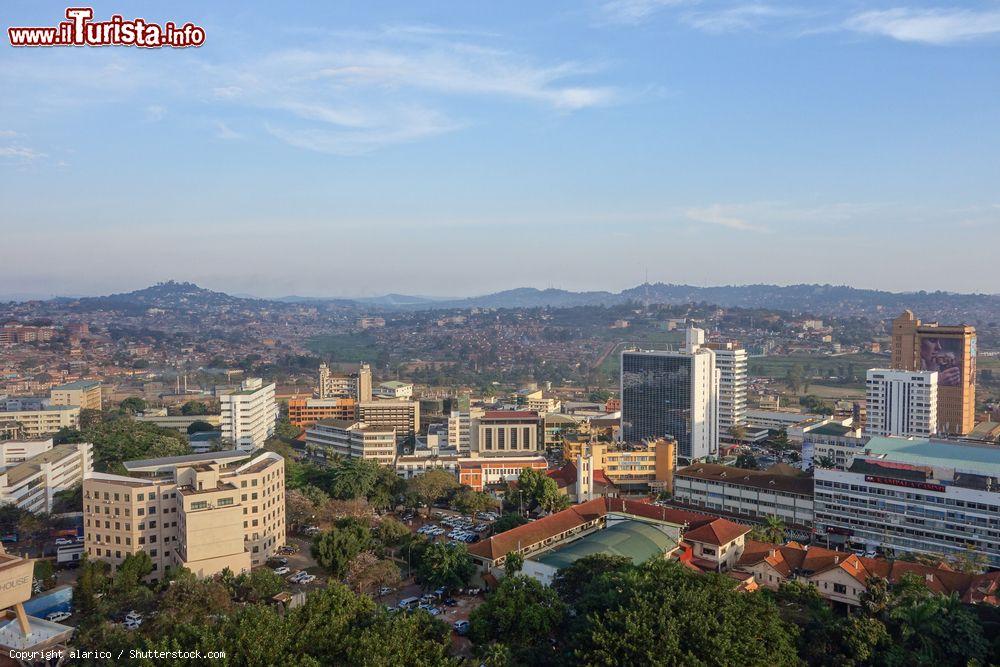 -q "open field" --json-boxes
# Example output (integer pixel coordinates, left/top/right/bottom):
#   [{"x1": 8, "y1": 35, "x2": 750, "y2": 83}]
[
  {"x1": 748, "y1": 353, "x2": 889, "y2": 379},
  {"x1": 307, "y1": 332, "x2": 380, "y2": 362}
]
